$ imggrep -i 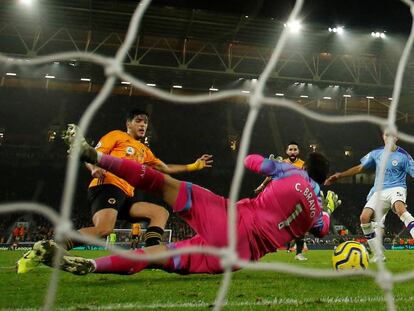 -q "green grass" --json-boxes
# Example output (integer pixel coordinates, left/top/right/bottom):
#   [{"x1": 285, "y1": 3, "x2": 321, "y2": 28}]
[{"x1": 2, "y1": 250, "x2": 414, "y2": 310}]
